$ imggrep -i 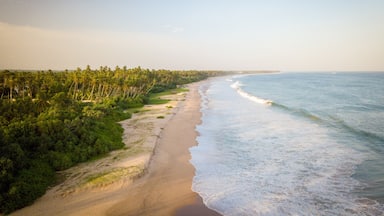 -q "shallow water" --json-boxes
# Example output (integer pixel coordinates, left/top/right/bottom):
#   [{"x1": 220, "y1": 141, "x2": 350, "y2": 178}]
[{"x1": 190, "y1": 72, "x2": 384, "y2": 215}]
